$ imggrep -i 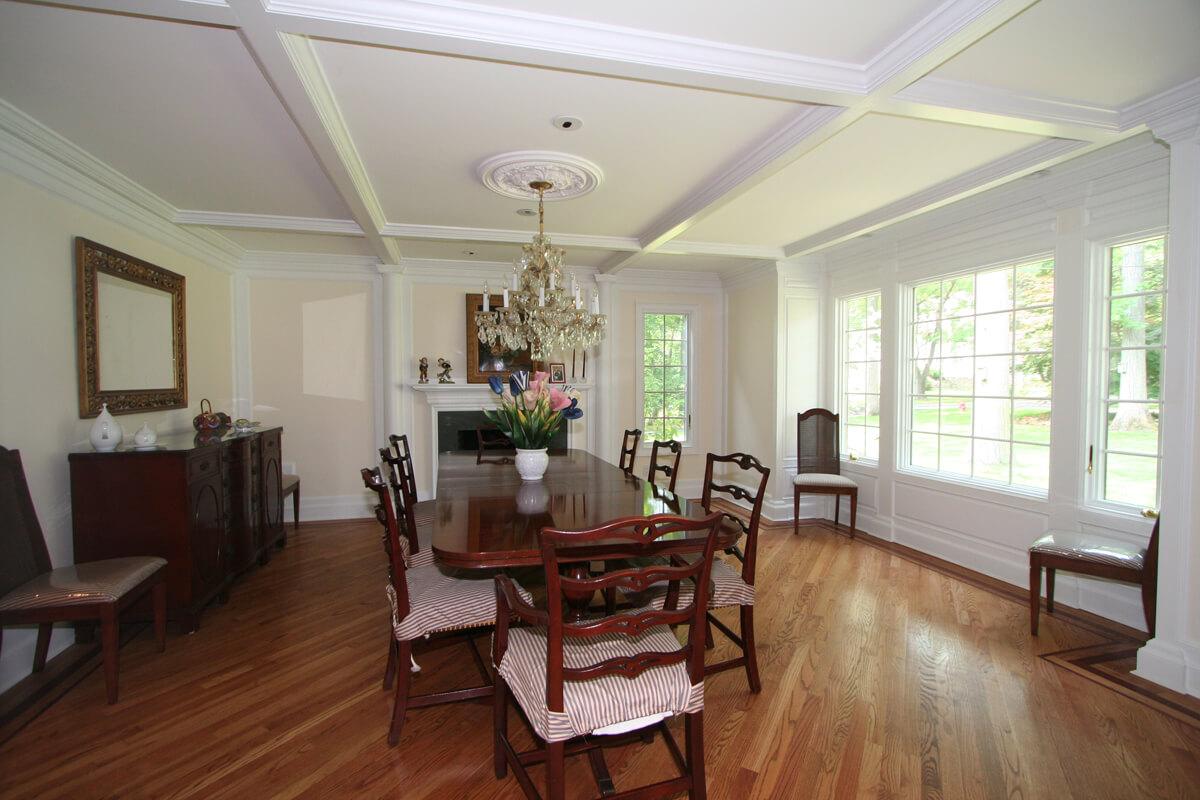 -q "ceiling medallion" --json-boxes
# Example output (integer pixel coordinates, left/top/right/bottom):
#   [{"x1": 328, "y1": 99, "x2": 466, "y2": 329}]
[{"x1": 478, "y1": 151, "x2": 603, "y2": 201}]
